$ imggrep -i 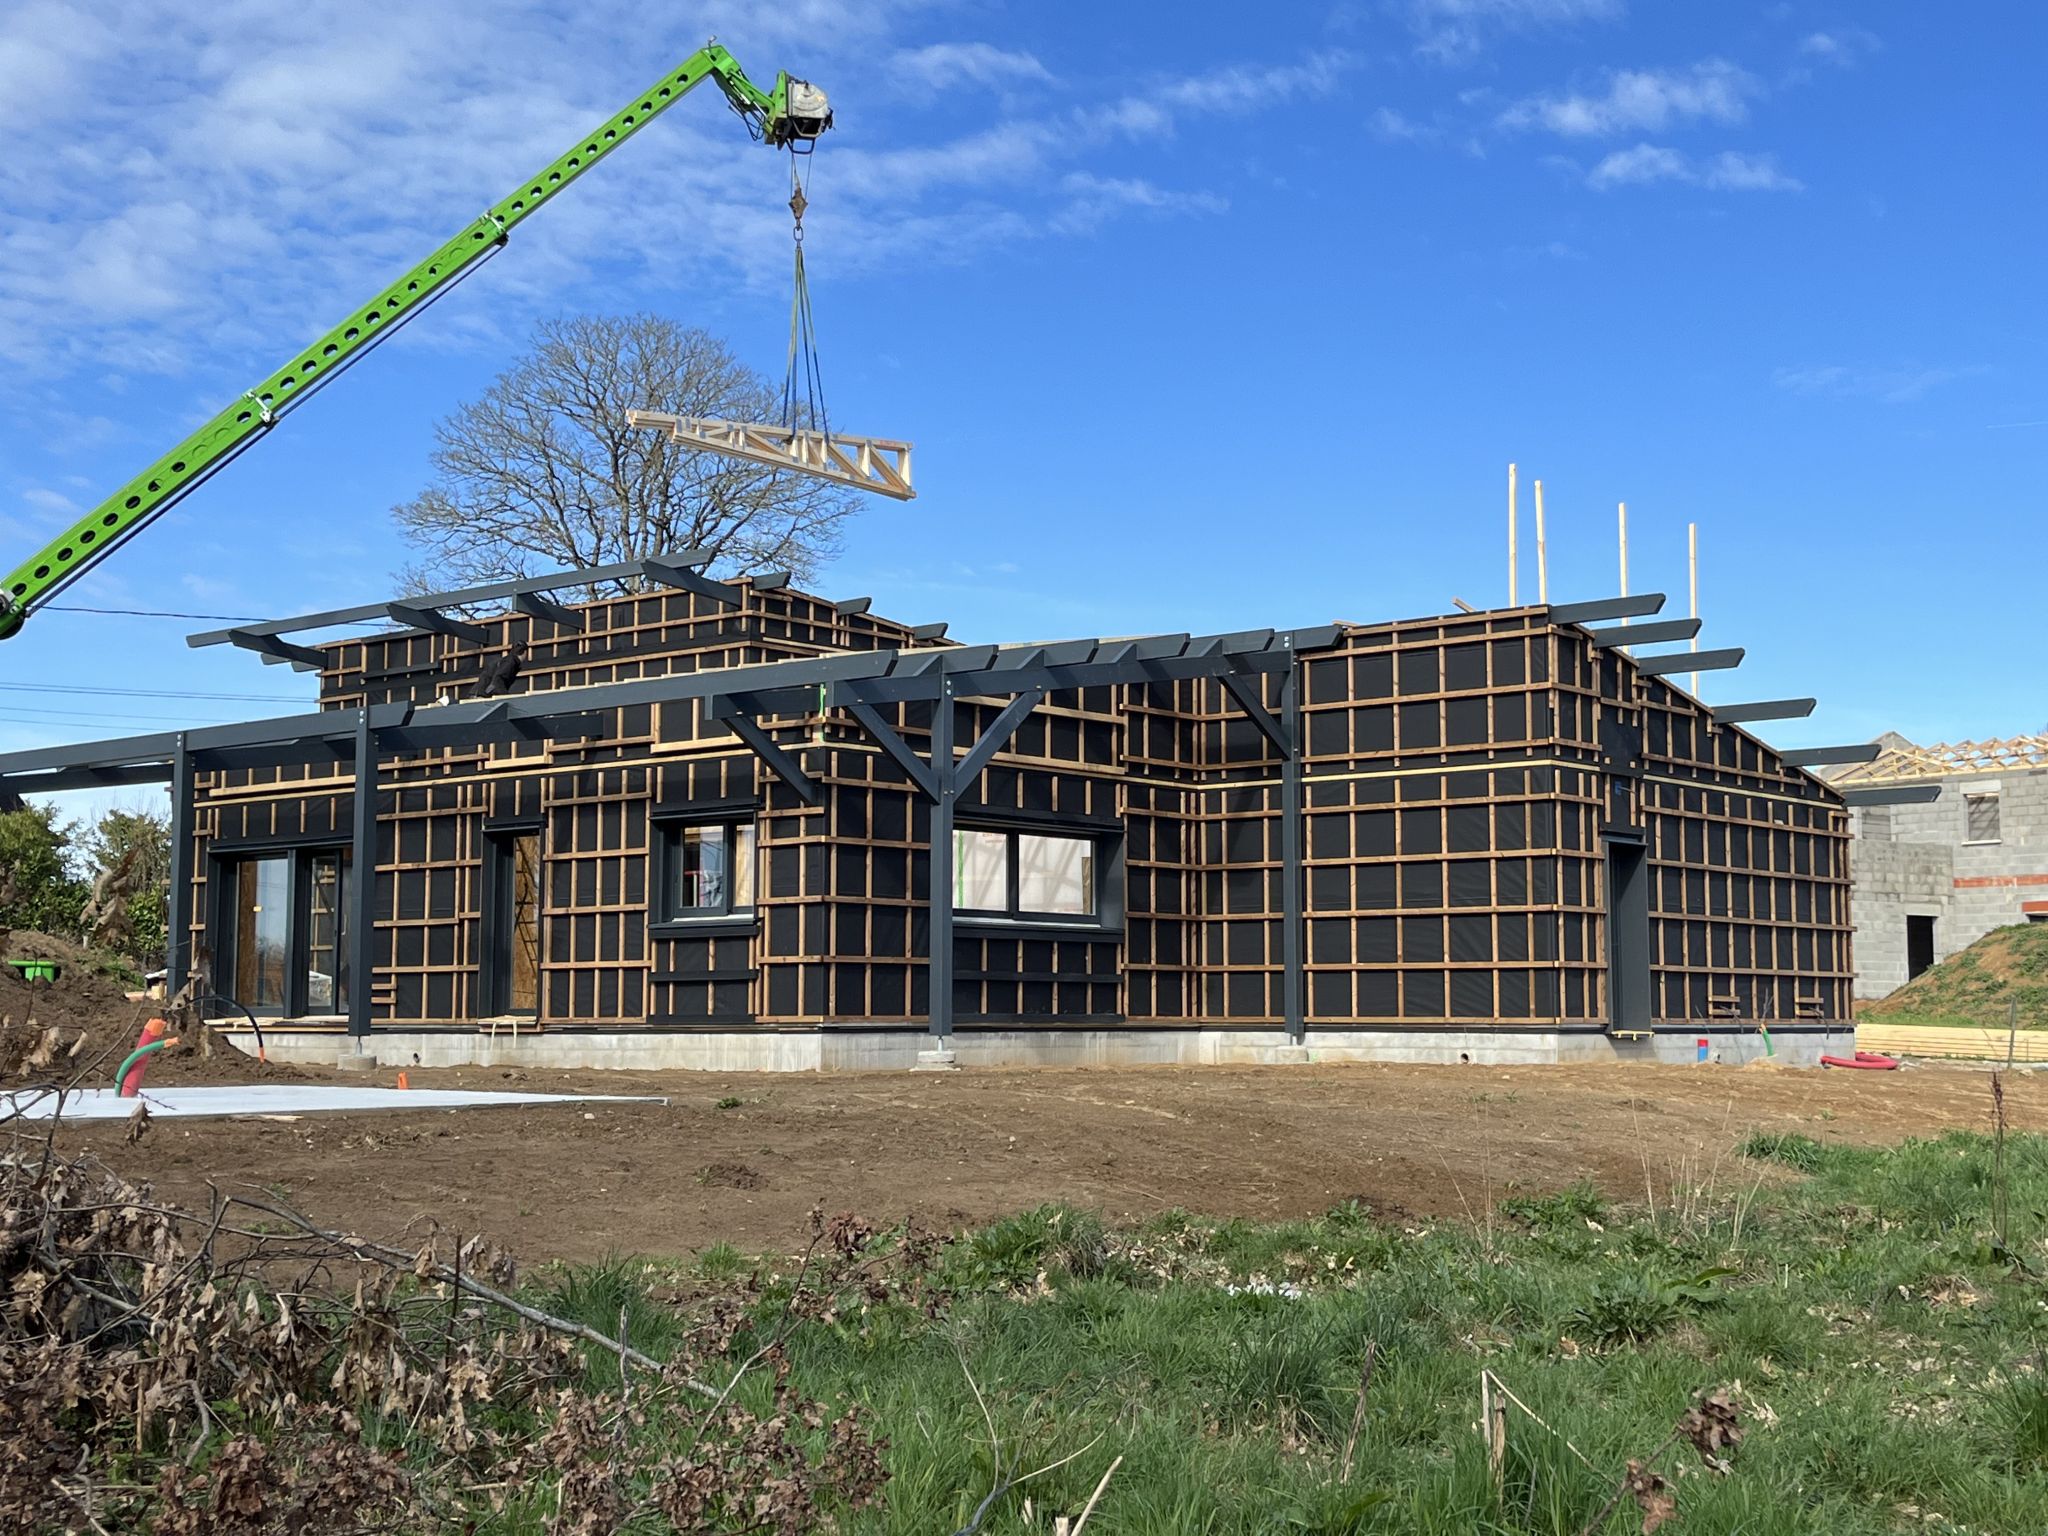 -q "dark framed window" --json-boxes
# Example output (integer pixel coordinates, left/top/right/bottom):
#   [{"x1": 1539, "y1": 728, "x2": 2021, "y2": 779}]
[
  {"x1": 656, "y1": 820, "x2": 757, "y2": 921},
  {"x1": 217, "y1": 847, "x2": 351, "y2": 1017},
  {"x1": 953, "y1": 827, "x2": 1099, "y2": 921}
]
